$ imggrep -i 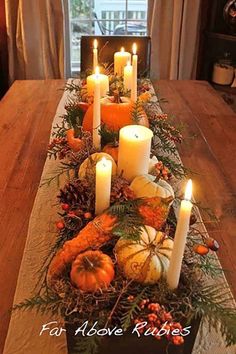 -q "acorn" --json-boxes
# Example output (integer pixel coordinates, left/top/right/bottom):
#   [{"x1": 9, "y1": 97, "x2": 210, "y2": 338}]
[
  {"x1": 193, "y1": 244, "x2": 209, "y2": 256},
  {"x1": 190, "y1": 214, "x2": 197, "y2": 225},
  {"x1": 205, "y1": 237, "x2": 219, "y2": 252}
]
